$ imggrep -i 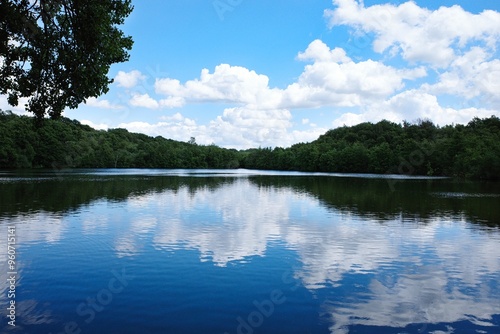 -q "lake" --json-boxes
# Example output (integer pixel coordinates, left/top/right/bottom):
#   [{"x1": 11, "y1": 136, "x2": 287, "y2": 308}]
[{"x1": 0, "y1": 169, "x2": 499, "y2": 334}]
